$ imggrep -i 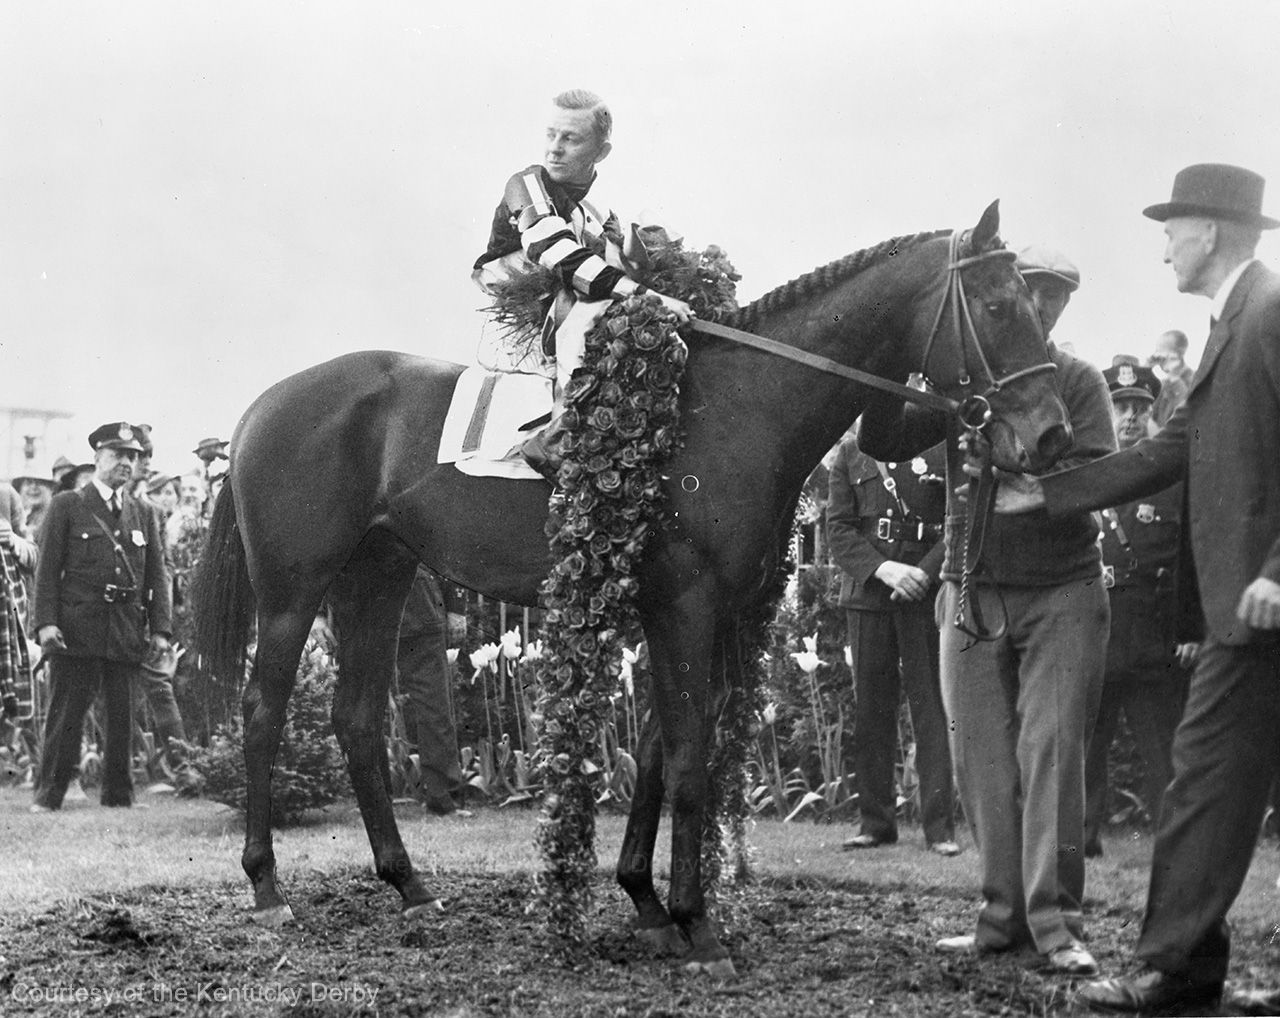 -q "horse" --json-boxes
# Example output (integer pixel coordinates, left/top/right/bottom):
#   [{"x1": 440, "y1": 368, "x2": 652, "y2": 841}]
[{"x1": 195, "y1": 200, "x2": 1072, "y2": 977}]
